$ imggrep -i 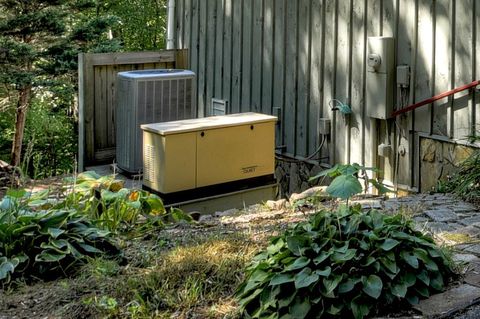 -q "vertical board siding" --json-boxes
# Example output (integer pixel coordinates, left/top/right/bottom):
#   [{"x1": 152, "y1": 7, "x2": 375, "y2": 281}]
[
  {"x1": 284, "y1": 0, "x2": 298, "y2": 155},
  {"x1": 272, "y1": 0, "x2": 286, "y2": 147},
  {"x1": 309, "y1": 0, "x2": 323, "y2": 157},
  {"x1": 176, "y1": 0, "x2": 480, "y2": 189}
]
